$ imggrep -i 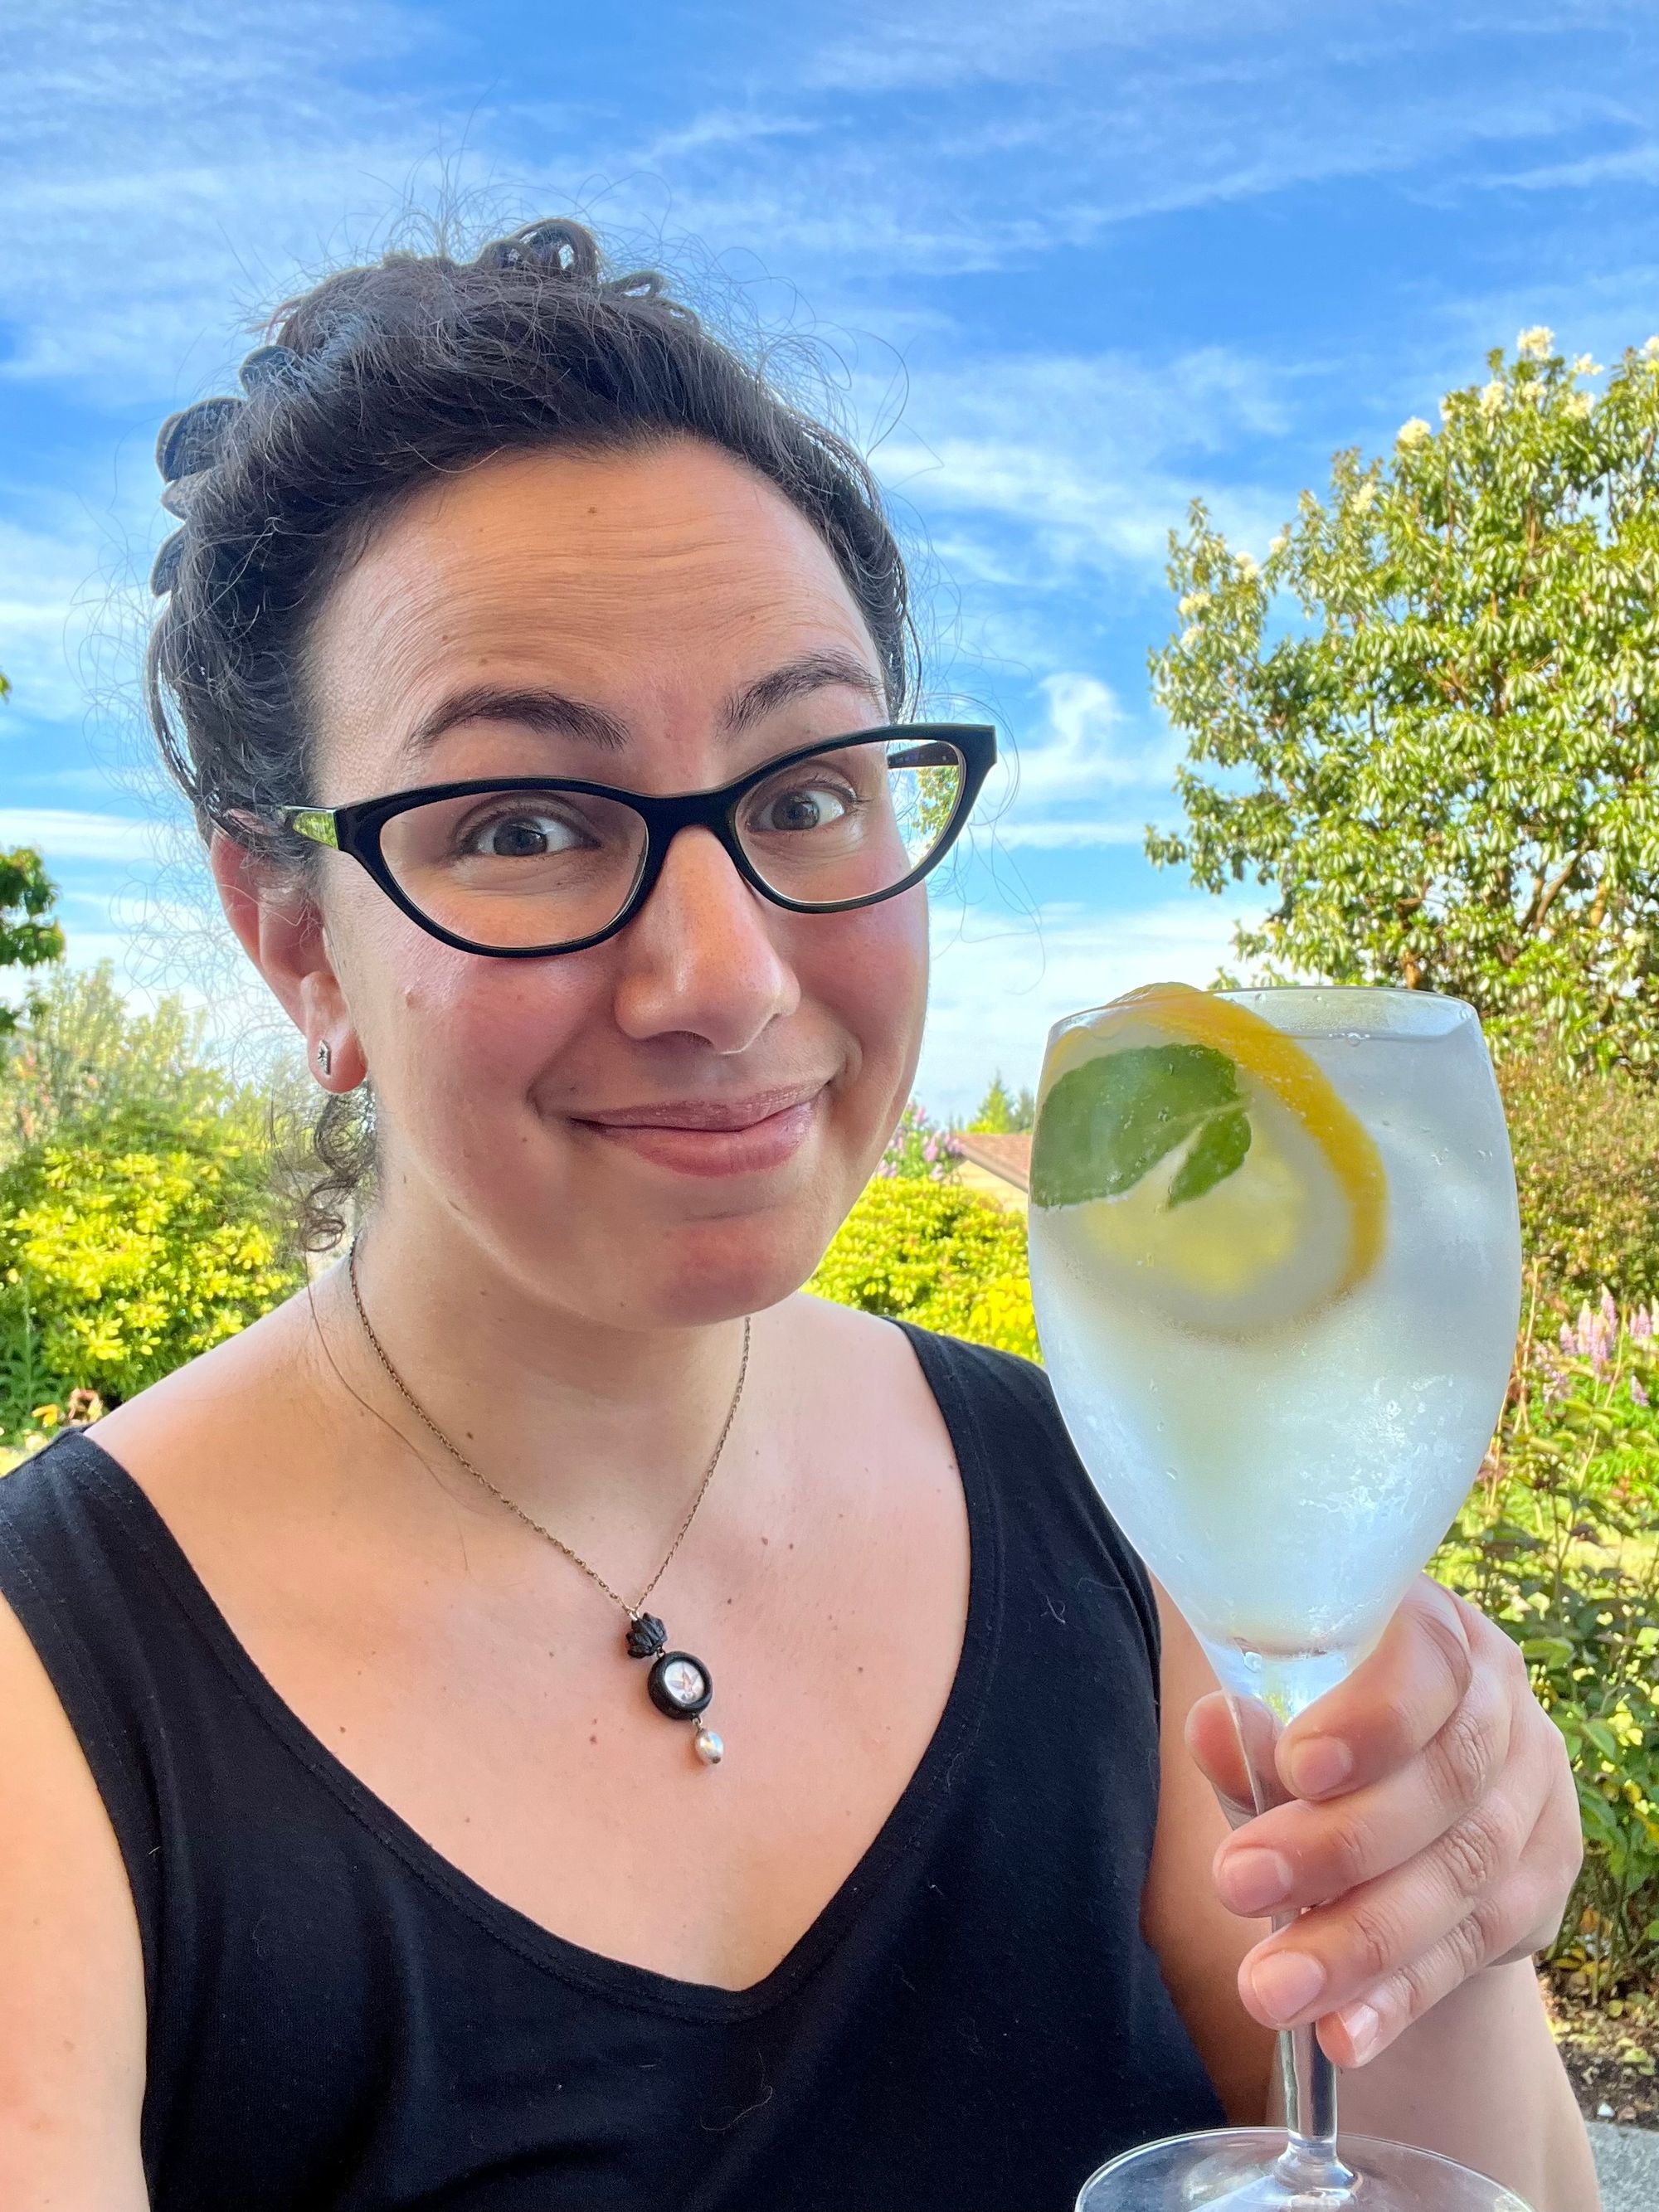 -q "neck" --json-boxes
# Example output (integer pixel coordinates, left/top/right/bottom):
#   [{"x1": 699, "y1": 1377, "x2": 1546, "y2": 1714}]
[{"x1": 318, "y1": 1200, "x2": 755, "y2": 1558}]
